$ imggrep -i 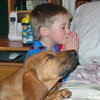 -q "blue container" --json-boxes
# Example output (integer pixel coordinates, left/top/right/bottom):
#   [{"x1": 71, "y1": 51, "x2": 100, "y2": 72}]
[{"x1": 22, "y1": 15, "x2": 33, "y2": 44}]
